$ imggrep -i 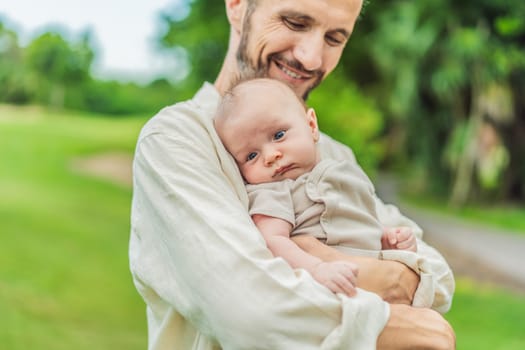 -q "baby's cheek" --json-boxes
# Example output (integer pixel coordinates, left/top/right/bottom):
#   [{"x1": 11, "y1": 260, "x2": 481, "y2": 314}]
[{"x1": 242, "y1": 166, "x2": 259, "y2": 184}]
